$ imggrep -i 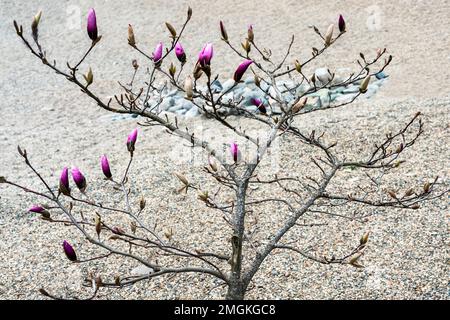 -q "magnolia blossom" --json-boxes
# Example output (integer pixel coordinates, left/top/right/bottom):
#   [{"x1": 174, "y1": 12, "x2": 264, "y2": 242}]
[
  {"x1": 71, "y1": 167, "x2": 87, "y2": 192},
  {"x1": 175, "y1": 42, "x2": 186, "y2": 63},
  {"x1": 153, "y1": 42, "x2": 163, "y2": 63},
  {"x1": 100, "y1": 155, "x2": 112, "y2": 179},
  {"x1": 233, "y1": 59, "x2": 253, "y2": 82},
  {"x1": 59, "y1": 167, "x2": 70, "y2": 196},
  {"x1": 127, "y1": 128, "x2": 138, "y2": 153},
  {"x1": 87, "y1": 8, "x2": 98, "y2": 41},
  {"x1": 63, "y1": 240, "x2": 77, "y2": 262},
  {"x1": 198, "y1": 43, "x2": 213, "y2": 66}
]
